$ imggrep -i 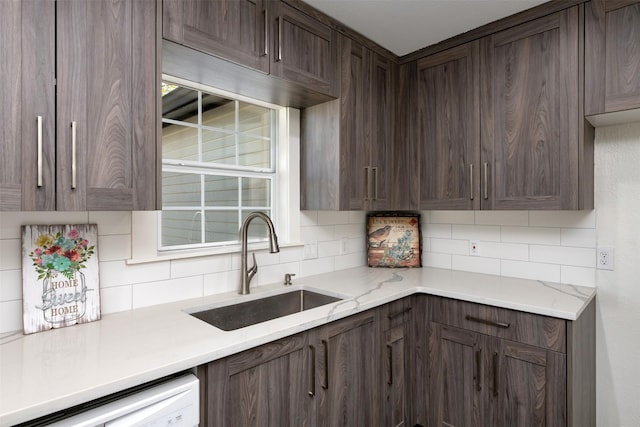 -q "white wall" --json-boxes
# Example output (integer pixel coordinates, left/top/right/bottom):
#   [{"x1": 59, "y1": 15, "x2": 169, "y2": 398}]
[{"x1": 1, "y1": 122, "x2": 639, "y2": 425}]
